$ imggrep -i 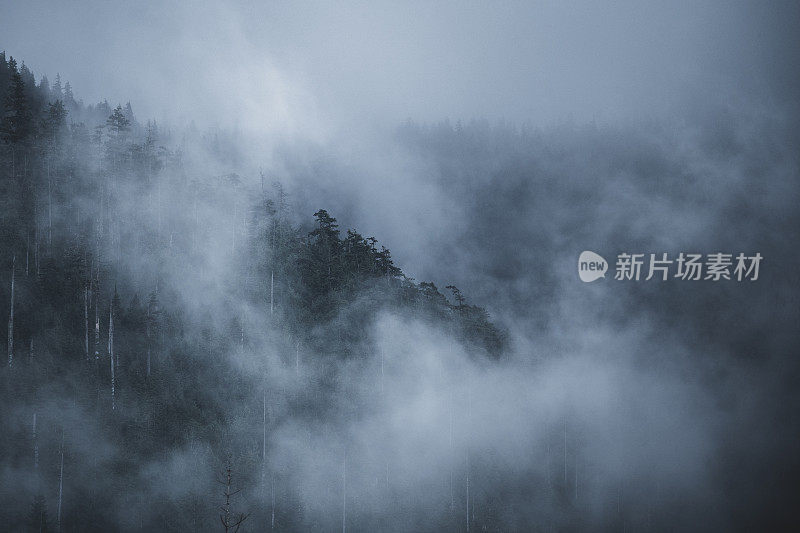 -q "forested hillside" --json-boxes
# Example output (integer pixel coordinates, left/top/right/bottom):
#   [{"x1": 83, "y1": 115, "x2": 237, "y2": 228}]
[
  {"x1": 0, "y1": 53, "x2": 504, "y2": 531},
  {"x1": 2, "y1": 31, "x2": 798, "y2": 530},
  {"x1": 4, "y1": 2, "x2": 800, "y2": 531}
]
